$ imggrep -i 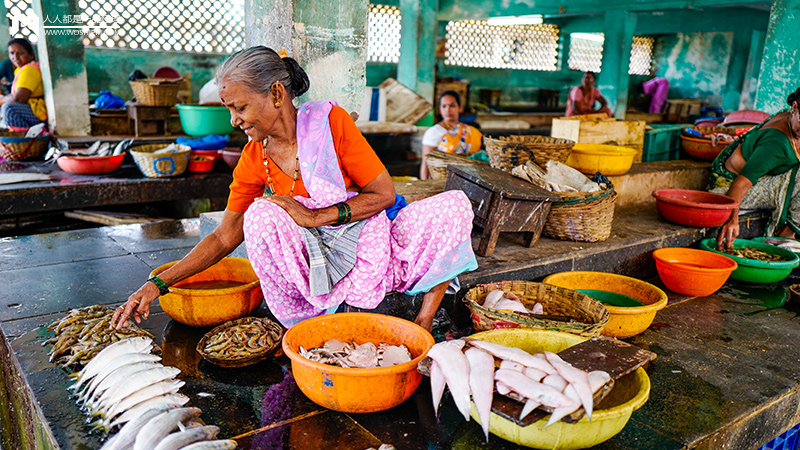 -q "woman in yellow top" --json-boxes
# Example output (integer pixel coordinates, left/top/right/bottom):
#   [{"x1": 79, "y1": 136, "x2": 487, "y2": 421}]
[
  {"x1": 1, "y1": 38, "x2": 46, "y2": 130},
  {"x1": 419, "y1": 90, "x2": 482, "y2": 179}
]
